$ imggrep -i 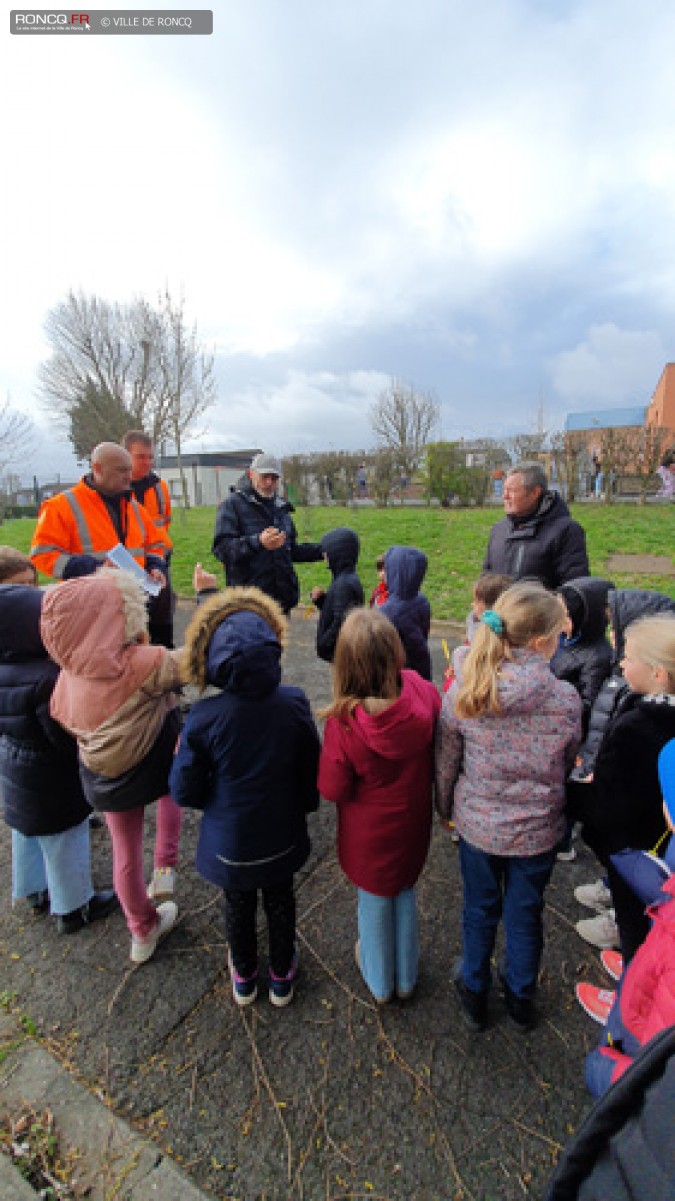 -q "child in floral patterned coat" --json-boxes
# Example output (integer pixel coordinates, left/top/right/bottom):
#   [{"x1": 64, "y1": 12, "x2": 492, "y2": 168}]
[{"x1": 435, "y1": 581, "x2": 581, "y2": 1032}]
